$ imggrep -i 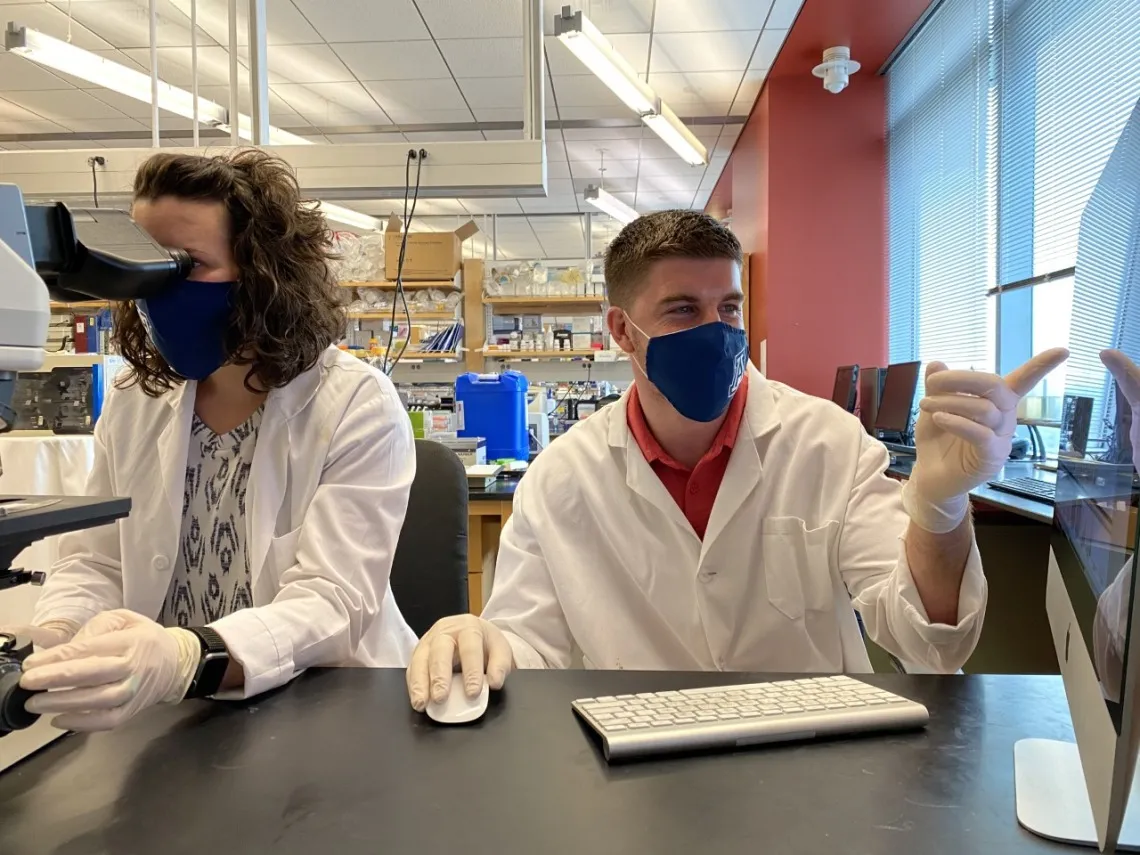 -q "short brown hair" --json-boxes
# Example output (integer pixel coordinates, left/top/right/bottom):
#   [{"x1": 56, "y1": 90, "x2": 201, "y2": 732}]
[
  {"x1": 603, "y1": 210, "x2": 742, "y2": 309},
  {"x1": 115, "y1": 148, "x2": 344, "y2": 396}
]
